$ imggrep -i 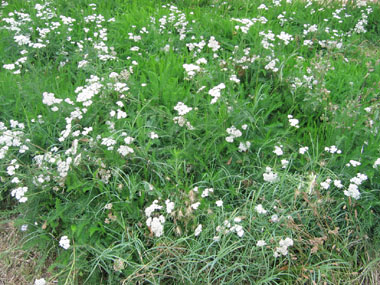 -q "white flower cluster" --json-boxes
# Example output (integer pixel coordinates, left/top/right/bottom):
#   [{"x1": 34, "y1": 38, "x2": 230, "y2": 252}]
[
  {"x1": 255, "y1": 204, "x2": 267, "y2": 214},
  {"x1": 277, "y1": 31, "x2": 293, "y2": 45},
  {"x1": 225, "y1": 125, "x2": 242, "y2": 143},
  {"x1": 59, "y1": 235, "x2": 70, "y2": 250},
  {"x1": 145, "y1": 200, "x2": 169, "y2": 237},
  {"x1": 165, "y1": 199, "x2": 175, "y2": 214},
  {"x1": 194, "y1": 224, "x2": 202, "y2": 236},
  {"x1": 174, "y1": 102, "x2": 193, "y2": 116},
  {"x1": 173, "y1": 102, "x2": 194, "y2": 130},
  {"x1": 263, "y1": 167, "x2": 278, "y2": 183},
  {"x1": 11, "y1": 186, "x2": 28, "y2": 203},
  {"x1": 34, "y1": 278, "x2": 46, "y2": 285},
  {"x1": 373, "y1": 158, "x2": 380, "y2": 169},
  {"x1": 207, "y1": 36, "x2": 220, "y2": 52},
  {"x1": 299, "y1": 146, "x2": 309, "y2": 154},
  {"x1": 201, "y1": 187, "x2": 214, "y2": 198},
  {"x1": 208, "y1": 83, "x2": 226, "y2": 104},
  {"x1": 320, "y1": 178, "x2": 331, "y2": 190},
  {"x1": 238, "y1": 141, "x2": 251, "y2": 152},
  {"x1": 0, "y1": 121, "x2": 29, "y2": 159},
  {"x1": 215, "y1": 218, "x2": 244, "y2": 240},
  {"x1": 273, "y1": 145, "x2": 283, "y2": 156},
  {"x1": 288, "y1": 115, "x2": 299, "y2": 128},
  {"x1": 346, "y1": 160, "x2": 361, "y2": 167},
  {"x1": 183, "y1": 63, "x2": 201, "y2": 79},
  {"x1": 274, "y1": 237, "x2": 294, "y2": 257},
  {"x1": 75, "y1": 75, "x2": 103, "y2": 107},
  {"x1": 325, "y1": 145, "x2": 342, "y2": 154}
]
